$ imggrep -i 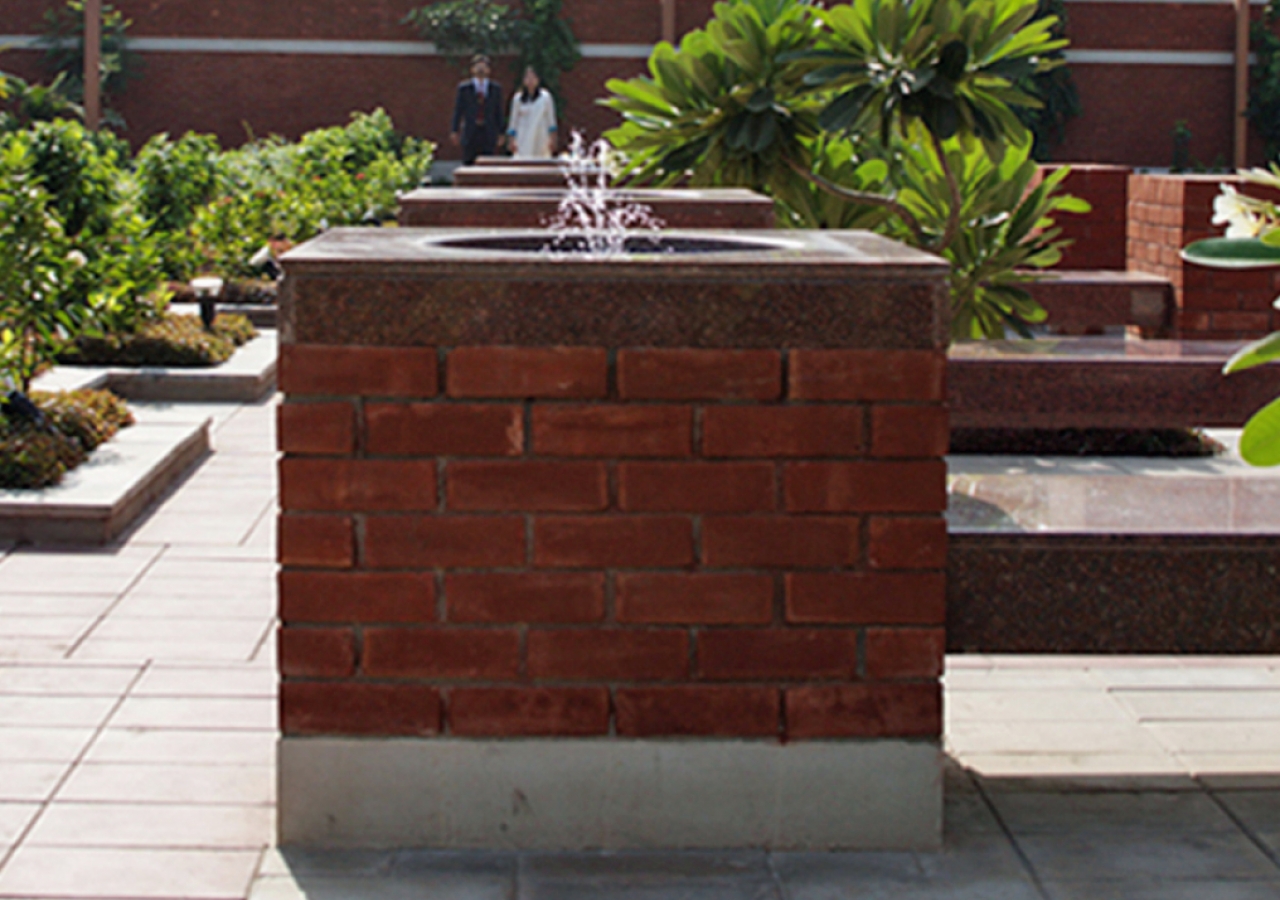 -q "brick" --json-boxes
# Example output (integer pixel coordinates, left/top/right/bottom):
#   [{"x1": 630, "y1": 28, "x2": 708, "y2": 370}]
[
  {"x1": 618, "y1": 462, "x2": 774, "y2": 512},
  {"x1": 280, "y1": 345, "x2": 437, "y2": 398},
  {"x1": 865, "y1": 628, "x2": 945, "y2": 679},
  {"x1": 1211, "y1": 311, "x2": 1271, "y2": 333},
  {"x1": 362, "y1": 628, "x2": 520, "y2": 679},
  {"x1": 280, "y1": 682, "x2": 441, "y2": 736},
  {"x1": 446, "y1": 346, "x2": 607, "y2": 398},
  {"x1": 532, "y1": 406, "x2": 692, "y2": 457},
  {"x1": 279, "y1": 514, "x2": 354, "y2": 569},
  {"x1": 534, "y1": 516, "x2": 693, "y2": 568},
  {"x1": 785, "y1": 572, "x2": 945, "y2": 625},
  {"x1": 279, "y1": 571, "x2": 437, "y2": 623},
  {"x1": 789, "y1": 350, "x2": 946, "y2": 401},
  {"x1": 446, "y1": 461, "x2": 607, "y2": 511},
  {"x1": 616, "y1": 686, "x2": 780, "y2": 737},
  {"x1": 784, "y1": 461, "x2": 946, "y2": 513},
  {"x1": 702, "y1": 517, "x2": 859, "y2": 568},
  {"x1": 364, "y1": 516, "x2": 526, "y2": 569},
  {"x1": 616, "y1": 573, "x2": 774, "y2": 624},
  {"x1": 617, "y1": 349, "x2": 782, "y2": 400},
  {"x1": 870, "y1": 406, "x2": 949, "y2": 458},
  {"x1": 702, "y1": 407, "x2": 864, "y2": 458},
  {"x1": 698, "y1": 629, "x2": 858, "y2": 681},
  {"x1": 280, "y1": 459, "x2": 437, "y2": 512},
  {"x1": 527, "y1": 629, "x2": 688, "y2": 681},
  {"x1": 868, "y1": 517, "x2": 947, "y2": 570},
  {"x1": 785, "y1": 684, "x2": 941, "y2": 739},
  {"x1": 278, "y1": 627, "x2": 355, "y2": 677},
  {"x1": 446, "y1": 573, "x2": 605, "y2": 623},
  {"x1": 449, "y1": 687, "x2": 609, "y2": 736},
  {"x1": 365, "y1": 403, "x2": 523, "y2": 457},
  {"x1": 278, "y1": 402, "x2": 355, "y2": 455}
]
